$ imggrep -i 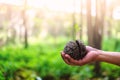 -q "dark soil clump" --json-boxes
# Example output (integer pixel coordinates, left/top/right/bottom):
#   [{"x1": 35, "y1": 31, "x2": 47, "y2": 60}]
[{"x1": 63, "y1": 40, "x2": 87, "y2": 60}]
